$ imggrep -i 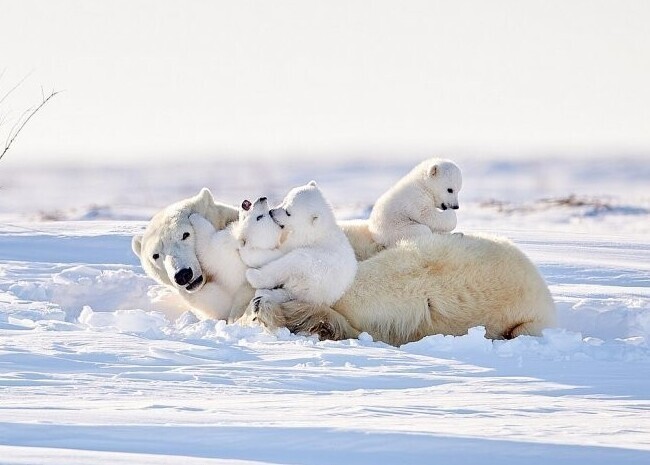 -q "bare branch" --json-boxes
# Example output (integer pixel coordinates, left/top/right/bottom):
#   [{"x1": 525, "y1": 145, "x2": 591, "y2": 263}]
[{"x1": 0, "y1": 89, "x2": 60, "y2": 162}]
